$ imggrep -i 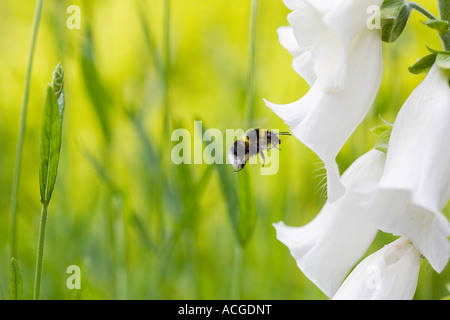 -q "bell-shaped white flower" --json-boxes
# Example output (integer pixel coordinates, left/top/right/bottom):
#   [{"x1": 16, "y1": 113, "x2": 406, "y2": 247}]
[
  {"x1": 265, "y1": 0, "x2": 383, "y2": 202},
  {"x1": 277, "y1": 26, "x2": 316, "y2": 86},
  {"x1": 274, "y1": 149, "x2": 385, "y2": 297},
  {"x1": 361, "y1": 65, "x2": 450, "y2": 273},
  {"x1": 333, "y1": 237, "x2": 421, "y2": 300}
]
